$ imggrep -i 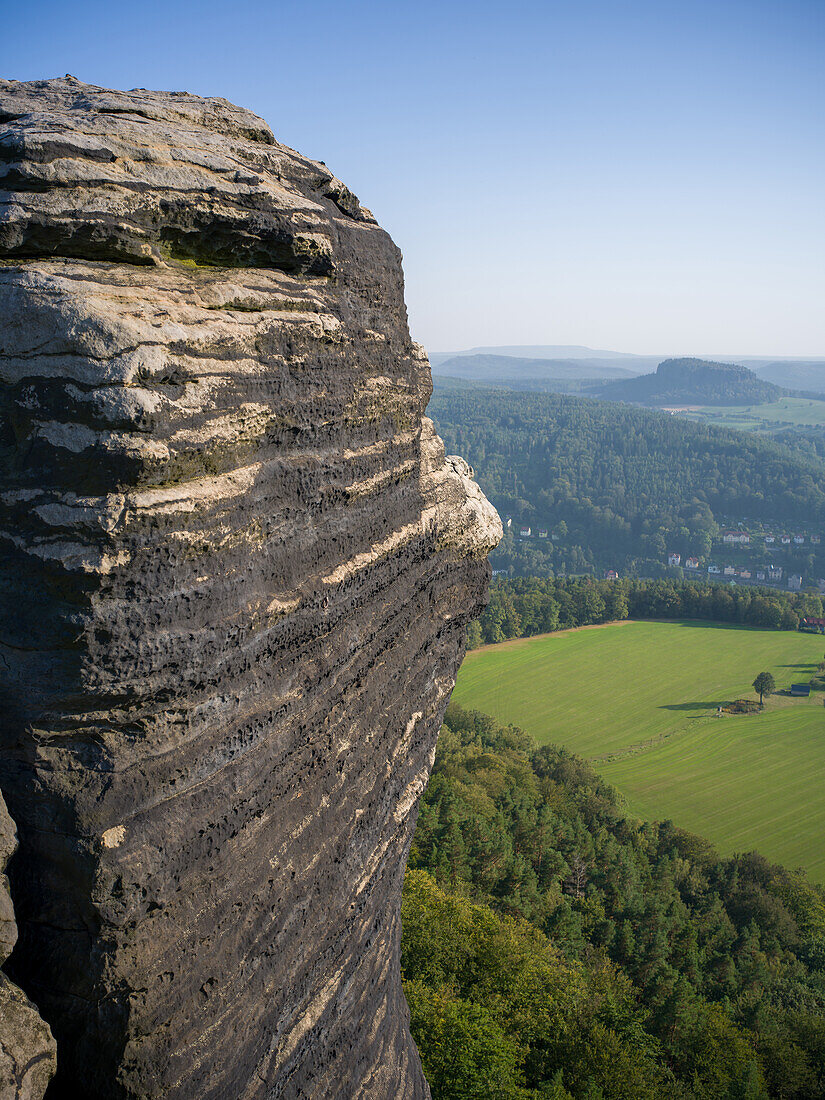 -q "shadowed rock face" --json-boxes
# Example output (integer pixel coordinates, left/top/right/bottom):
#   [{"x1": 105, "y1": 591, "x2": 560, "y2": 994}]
[
  {"x1": 0, "y1": 794, "x2": 56, "y2": 1100},
  {"x1": 0, "y1": 78, "x2": 500, "y2": 1099}
]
